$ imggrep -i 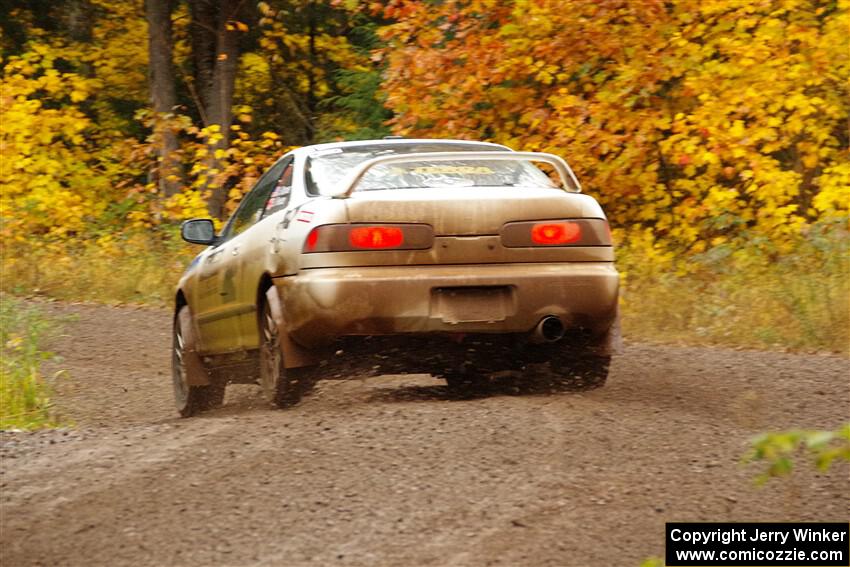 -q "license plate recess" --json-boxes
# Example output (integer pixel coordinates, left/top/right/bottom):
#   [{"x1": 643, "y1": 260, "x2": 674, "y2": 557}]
[{"x1": 431, "y1": 286, "x2": 514, "y2": 324}]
